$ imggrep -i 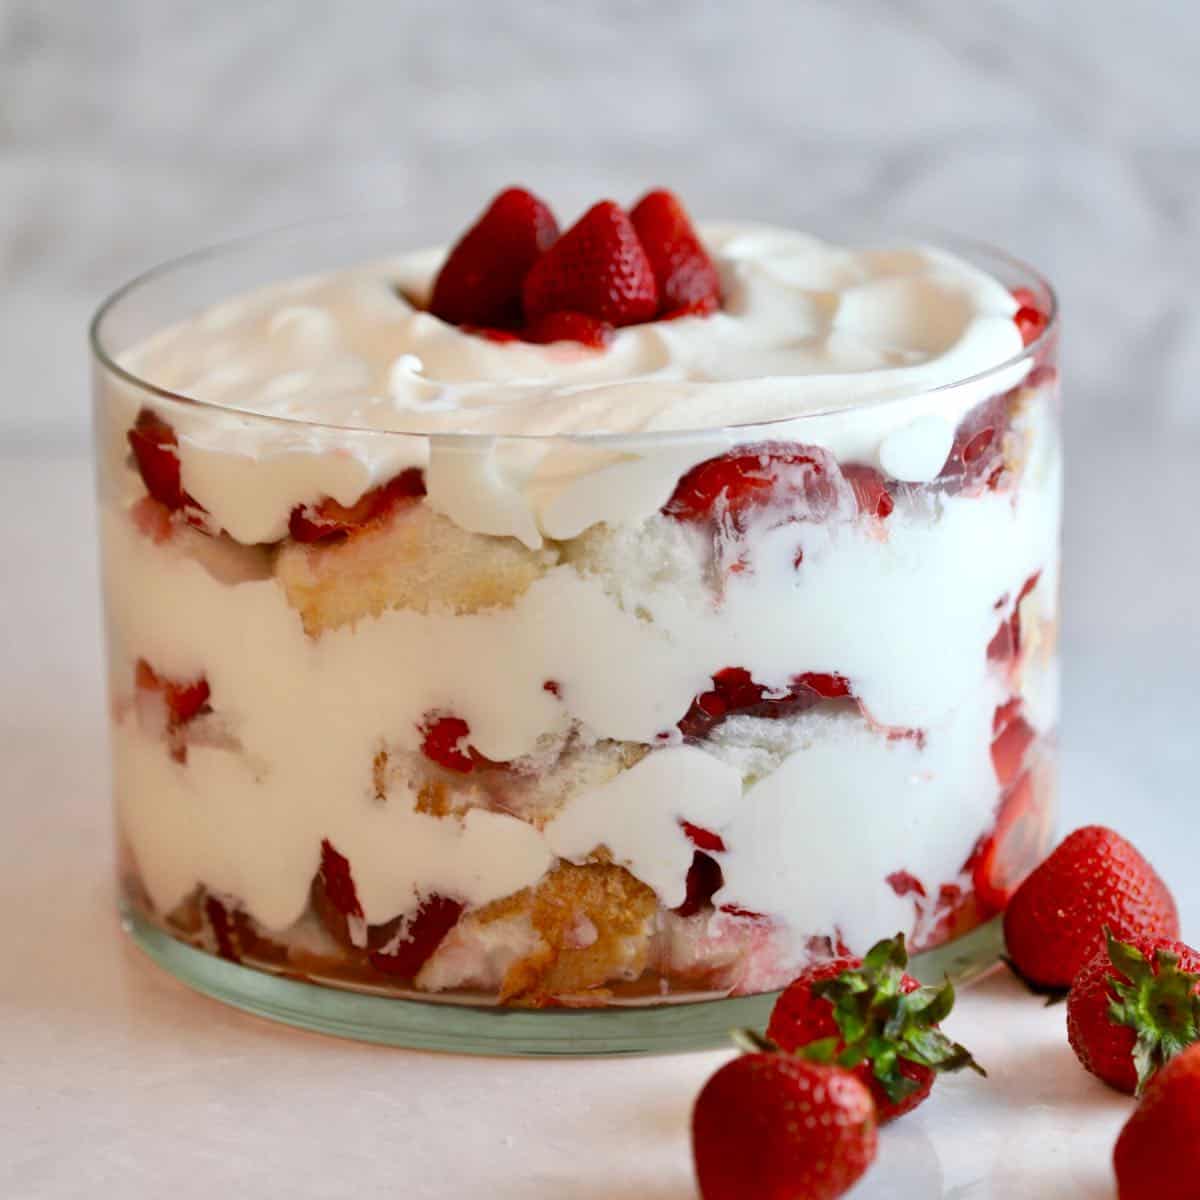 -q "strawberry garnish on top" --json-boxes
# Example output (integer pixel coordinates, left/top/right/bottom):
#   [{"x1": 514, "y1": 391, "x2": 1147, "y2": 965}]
[
  {"x1": 766, "y1": 933, "x2": 984, "y2": 1123},
  {"x1": 1068, "y1": 930, "x2": 1200, "y2": 1095},
  {"x1": 1113, "y1": 1042, "x2": 1200, "y2": 1200},
  {"x1": 691, "y1": 1036, "x2": 878, "y2": 1200},
  {"x1": 523, "y1": 309, "x2": 614, "y2": 349},
  {"x1": 429, "y1": 187, "x2": 559, "y2": 329},
  {"x1": 1003, "y1": 825, "x2": 1180, "y2": 990},
  {"x1": 522, "y1": 200, "x2": 658, "y2": 327},
  {"x1": 426, "y1": 188, "x2": 722, "y2": 345},
  {"x1": 630, "y1": 188, "x2": 721, "y2": 316}
]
